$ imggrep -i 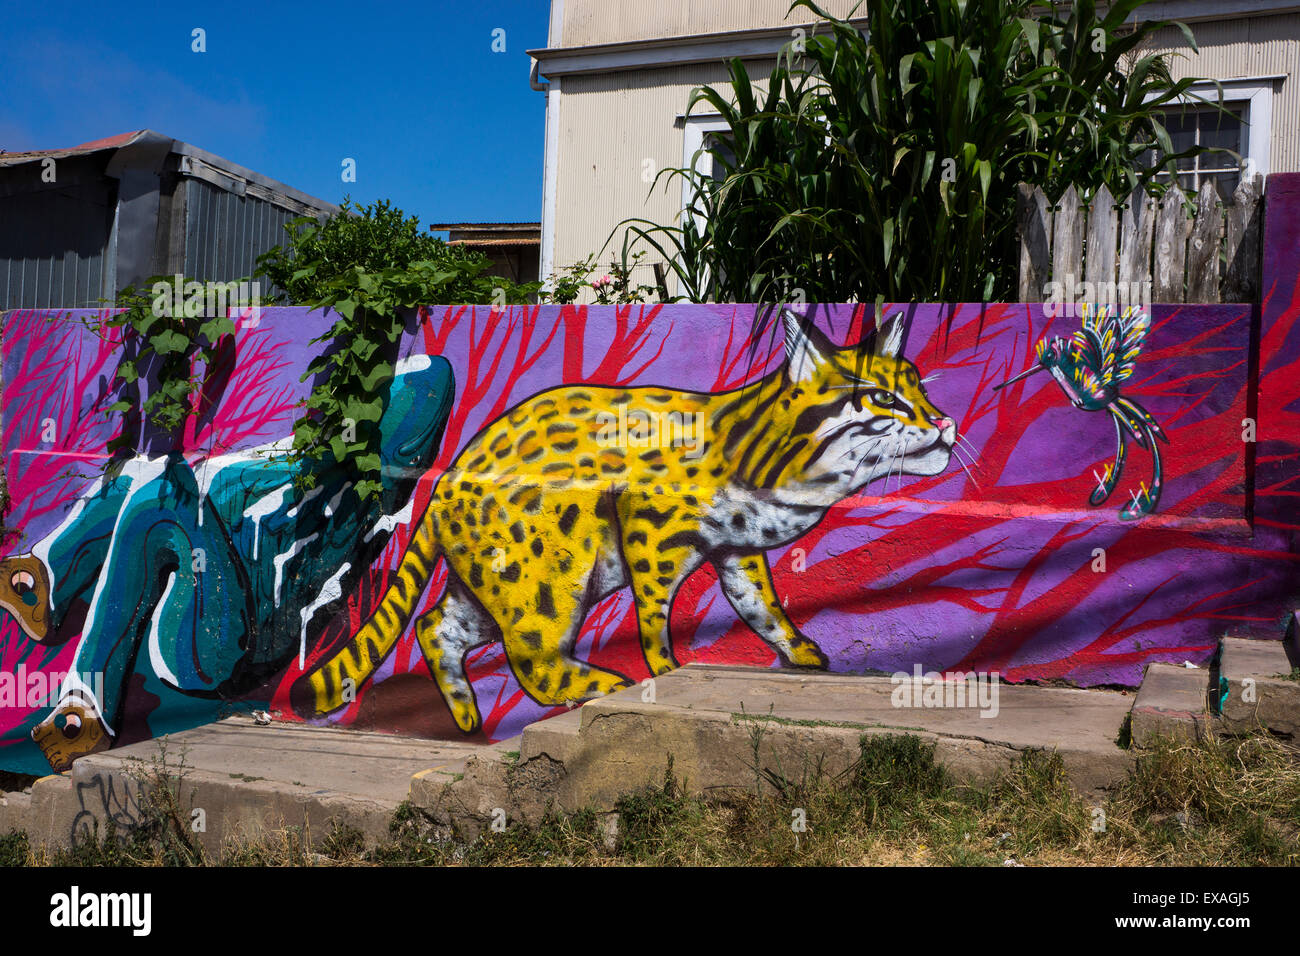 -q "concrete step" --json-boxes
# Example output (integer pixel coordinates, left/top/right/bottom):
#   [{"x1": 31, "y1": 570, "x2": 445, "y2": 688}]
[
  {"x1": 408, "y1": 664, "x2": 1136, "y2": 835},
  {"x1": 0, "y1": 665, "x2": 1157, "y2": 850},
  {"x1": 1219, "y1": 636, "x2": 1300, "y2": 737},
  {"x1": 3, "y1": 715, "x2": 513, "y2": 852},
  {"x1": 1129, "y1": 663, "x2": 1218, "y2": 746},
  {"x1": 0, "y1": 788, "x2": 33, "y2": 836}
]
